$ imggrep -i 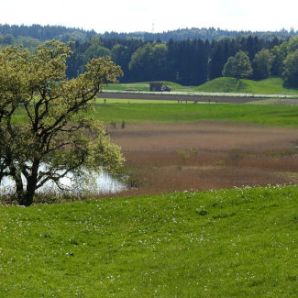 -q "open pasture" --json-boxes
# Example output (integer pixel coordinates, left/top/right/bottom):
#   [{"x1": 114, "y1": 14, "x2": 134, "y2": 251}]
[
  {"x1": 2, "y1": 98, "x2": 298, "y2": 297},
  {"x1": 1, "y1": 186, "x2": 297, "y2": 297},
  {"x1": 94, "y1": 101, "x2": 298, "y2": 126},
  {"x1": 104, "y1": 77, "x2": 298, "y2": 95}
]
